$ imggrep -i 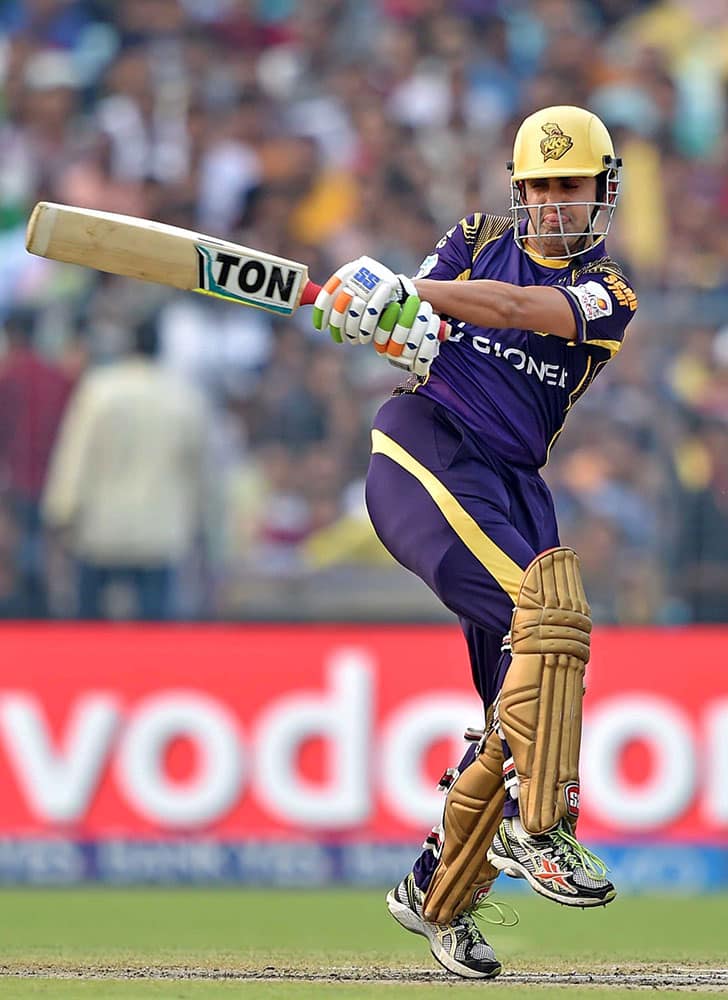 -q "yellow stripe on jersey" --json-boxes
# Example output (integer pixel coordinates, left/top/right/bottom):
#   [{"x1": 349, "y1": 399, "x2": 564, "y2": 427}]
[
  {"x1": 588, "y1": 338, "x2": 622, "y2": 356},
  {"x1": 460, "y1": 214, "x2": 483, "y2": 244},
  {"x1": 544, "y1": 354, "x2": 608, "y2": 463},
  {"x1": 522, "y1": 246, "x2": 571, "y2": 269},
  {"x1": 545, "y1": 356, "x2": 593, "y2": 464},
  {"x1": 370, "y1": 429, "x2": 523, "y2": 600}
]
